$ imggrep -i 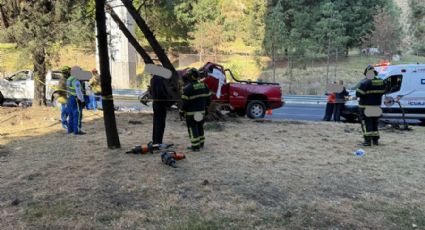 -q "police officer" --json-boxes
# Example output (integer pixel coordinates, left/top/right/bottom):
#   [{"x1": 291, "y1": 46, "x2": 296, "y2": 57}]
[
  {"x1": 66, "y1": 72, "x2": 86, "y2": 135},
  {"x1": 180, "y1": 68, "x2": 211, "y2": 151},
  {"x1": 151, "y1": 74, "x2": 172, "y2": 144},
  {"x1": 356, "y1": 65, "x2": 387, "y2": 146},
  {"x1": 58, "y1": 66, "x2": 71, "y2": 129}
]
